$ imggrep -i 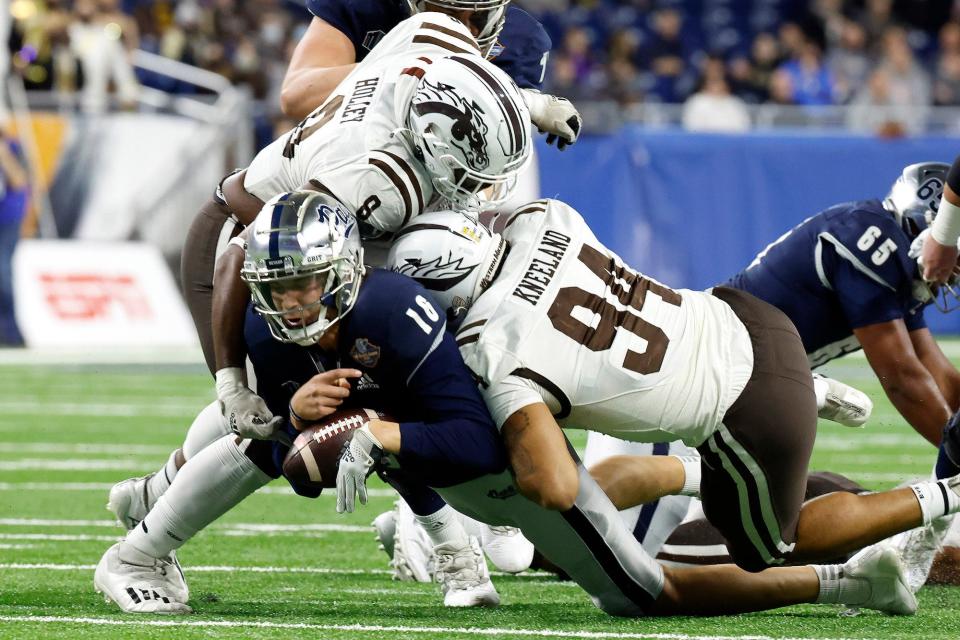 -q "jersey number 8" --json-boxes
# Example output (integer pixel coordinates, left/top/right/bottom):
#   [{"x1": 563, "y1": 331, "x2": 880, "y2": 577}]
[{"x1": 548, "y1": 245, "x2": 682, "y2": 375}]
